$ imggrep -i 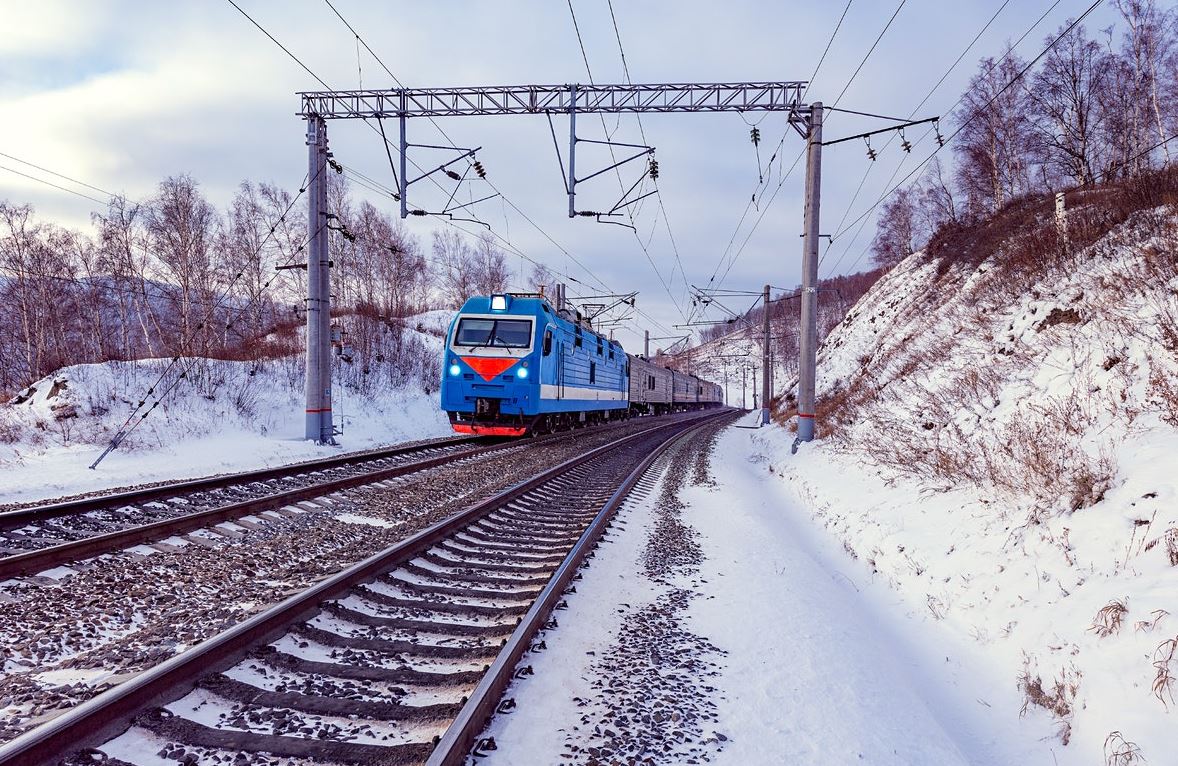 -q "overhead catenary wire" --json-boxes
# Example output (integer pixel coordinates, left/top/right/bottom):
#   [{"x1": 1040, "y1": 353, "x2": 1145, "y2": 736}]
[
  {"x1": 696, "y1": 0, "x2": 904, "y2": 317},
  {"x1": 824, "y1": 0, "x2": 1103, "y2": 278},
  {"x1": 0, "y1": 164, "x2": 112, "y2": 207},
  {"x1": 228, "y1": 0, "x2": 625, "y2": 313},
  {"x1": 0, "y1": 151, "x2": 120, "y2": 200},
  {"x1": 565, "y1": 0, "x2": 690, "y2": 326},
  {"x1": 606, "y1": 0, "x2": 692, "y2": 307},
  {"x1": 313, "y1": 1, "x2": 663, "y2": 322},
  {"x1": 815, "y1": 0, "x2": 1030, "y2": 277}
]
